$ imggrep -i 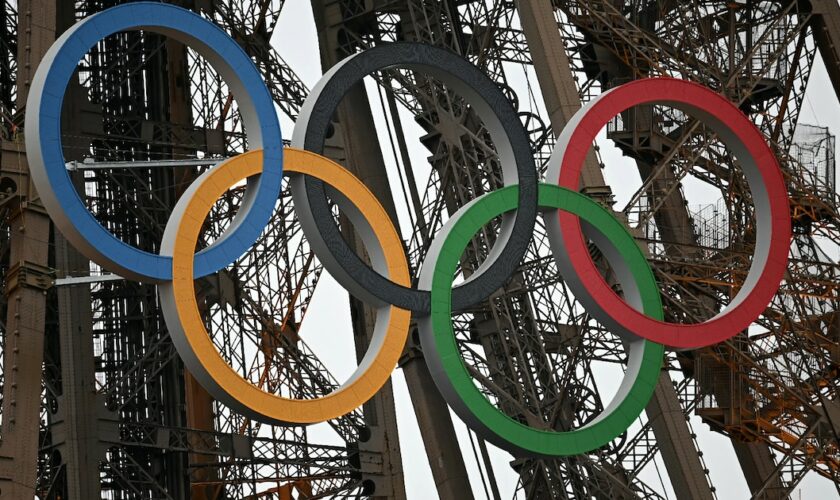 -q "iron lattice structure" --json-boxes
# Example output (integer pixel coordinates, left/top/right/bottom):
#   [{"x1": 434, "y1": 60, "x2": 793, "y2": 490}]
[{"x1": 0, "y1": 0, "x2": 834, "y2": 499}]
